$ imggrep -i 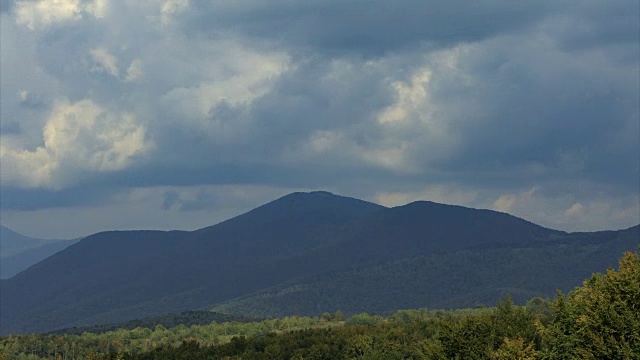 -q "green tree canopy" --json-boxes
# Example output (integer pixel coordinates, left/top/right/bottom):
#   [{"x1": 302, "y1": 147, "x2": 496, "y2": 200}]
[{"x1": 542, "y1": 251, "x2": 640, "y2": 359}]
